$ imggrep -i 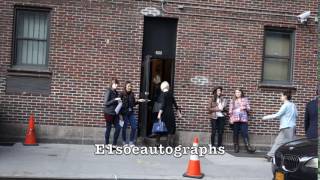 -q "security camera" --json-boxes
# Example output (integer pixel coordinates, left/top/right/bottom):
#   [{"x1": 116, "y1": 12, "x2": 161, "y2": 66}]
[{"x1": 297, "y1": 11, "x2": 311, "y2": 24}]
